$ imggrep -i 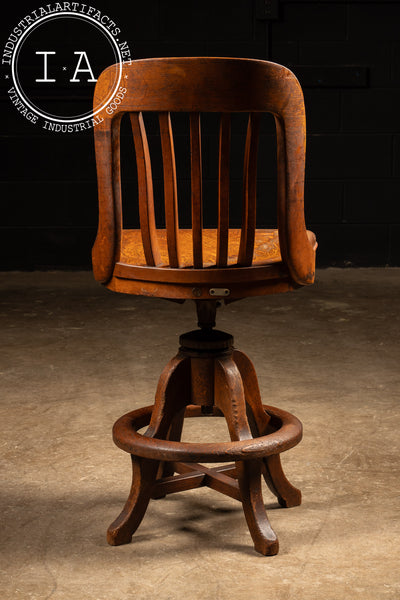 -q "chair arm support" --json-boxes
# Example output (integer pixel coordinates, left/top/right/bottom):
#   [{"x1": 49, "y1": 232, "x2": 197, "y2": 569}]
[{"x1": 92, "y1": 115, "x2": 123, "y2": 283}]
